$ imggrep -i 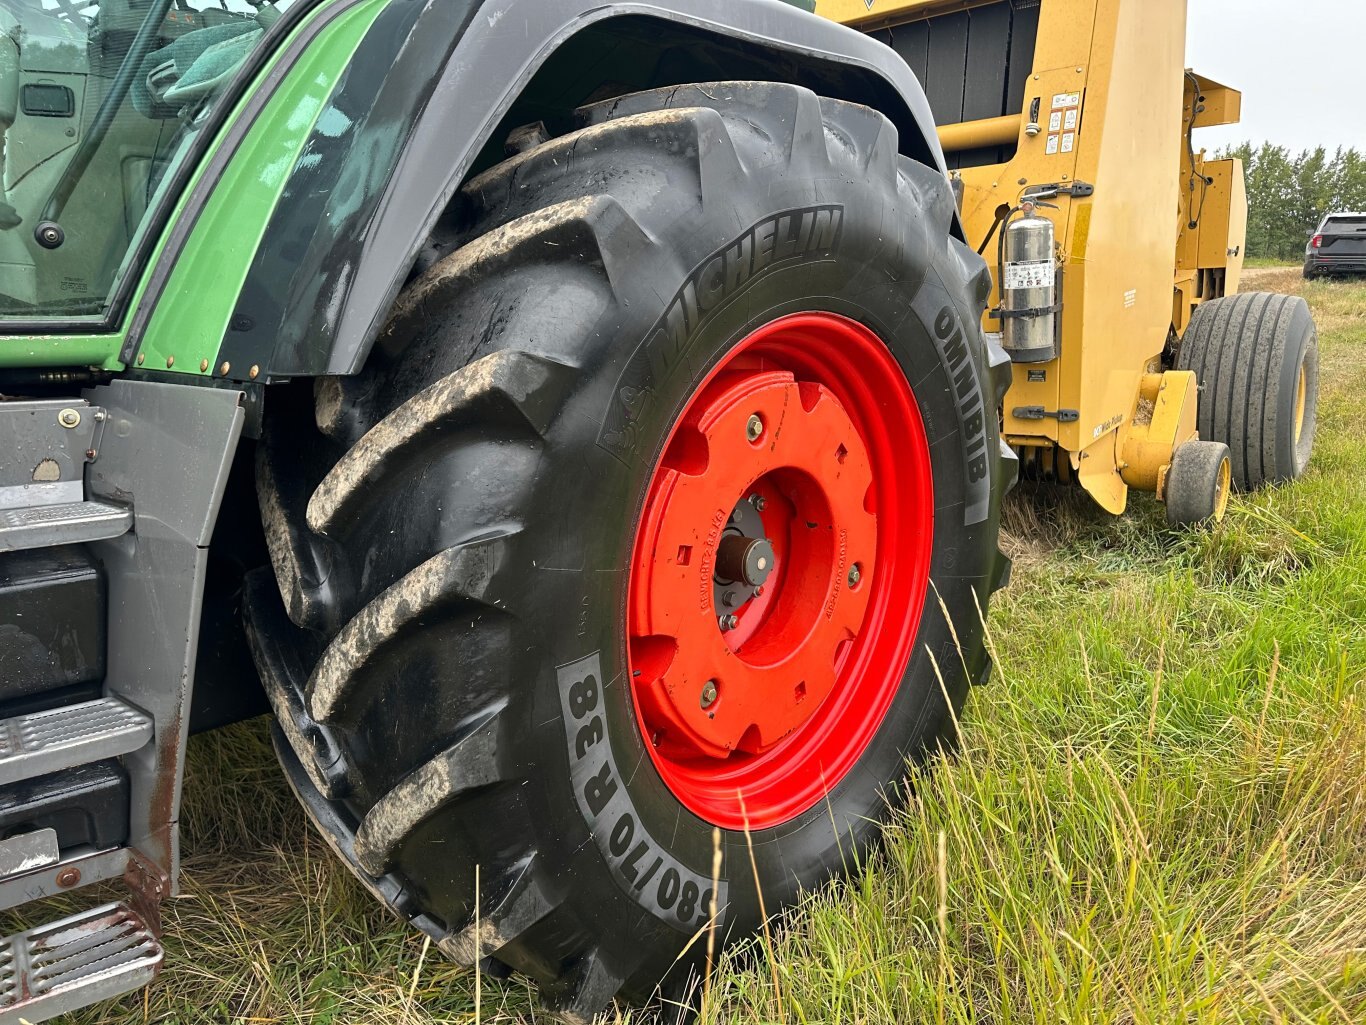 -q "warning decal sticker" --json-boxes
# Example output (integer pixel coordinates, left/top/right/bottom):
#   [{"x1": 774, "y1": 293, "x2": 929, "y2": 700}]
[{"x1": 1004, "y1": 260, "x2": 1056, "y2": 291}]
